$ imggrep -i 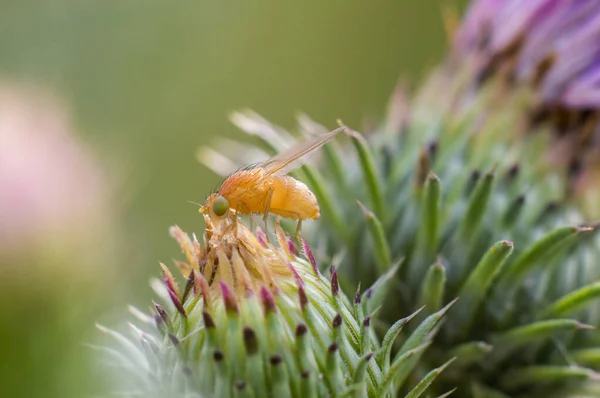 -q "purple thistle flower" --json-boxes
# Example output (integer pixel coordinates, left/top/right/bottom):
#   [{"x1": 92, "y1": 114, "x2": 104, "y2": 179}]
[
  {"x1": 301, "y1": 238, "x2": 319, "y2": 276},
  {"x1": 452, "y1": 0, "x2": 600, "y2": 201},
  {"x1": 287, "y1": 261, "x2": 305, "y2": 287},
  {"x1": 256, "y1": 228, "x2": 268, "y2": 247},
  {"x1": 220, "y1": 281, "x2": 239, "y2": 314},
  {"x1": 457, "y1": 0, "x2": 600, "y2": 109},
  {"x1": 330, "y1": 267, "x2": 340, "y2": 297},
  {"x1": 260, "y1": 286, "x2": 277, "y2": 315},
  {"x1": 298, "y1": 285, "x2": 309, "y2": 311}
]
